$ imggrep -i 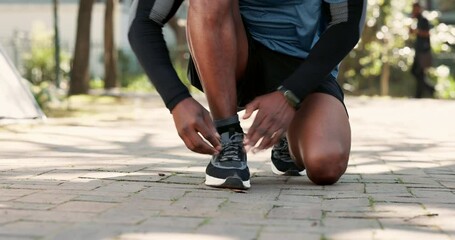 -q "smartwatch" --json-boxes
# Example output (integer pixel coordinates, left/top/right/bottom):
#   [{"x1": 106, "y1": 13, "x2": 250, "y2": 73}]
[{"x1": 277, "y1": 85, "x2": 301, "y2": 109}]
